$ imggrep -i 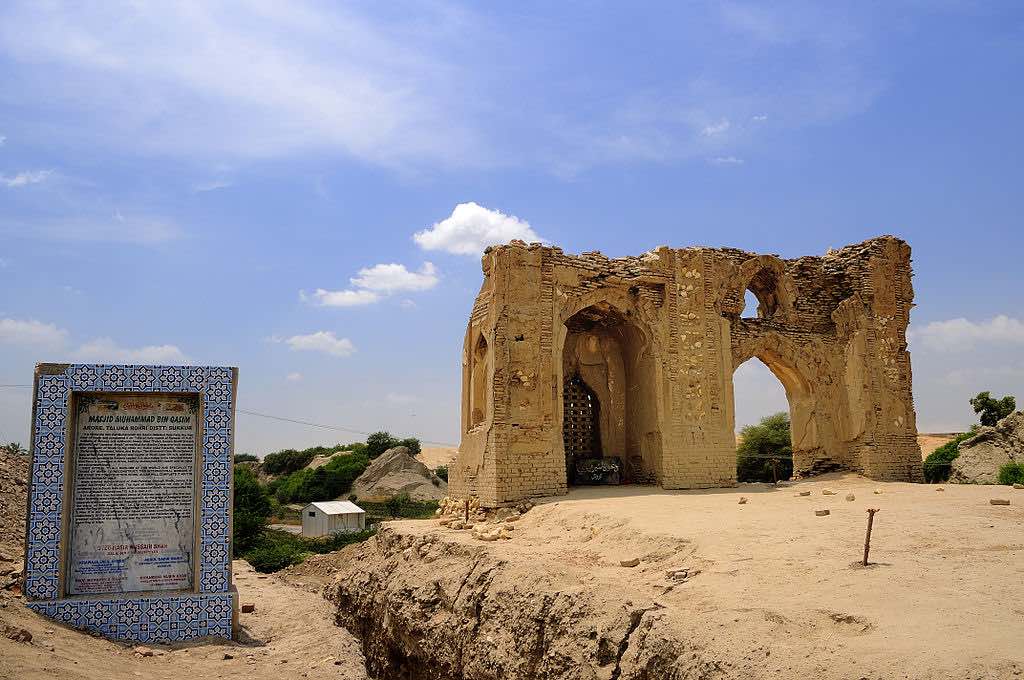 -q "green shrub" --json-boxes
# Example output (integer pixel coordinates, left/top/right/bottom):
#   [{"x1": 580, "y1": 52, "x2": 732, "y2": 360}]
[
  {"x1": 397, "y1": 437, "x2": 421, "y2": 456},
  {"x1": 233, "y1": 466, "x2": 272, "y2": 553},
  {"x1": 360, "y1": 498, "x2": 439, "y2": 522},
  {"x1": 736, "y1": 412, "x2": 792, "y2": 483},
  {"x1": 234, "y1": 453, "x2": 258, "y2": 463},
  {"x1": 365, "y1": 431, "x2": 399, "y2": 458},
  {"x1": 434, "y1": 465, "x2": 448, "y2": 482},
  {"x1": 922, "y1": 430, "x2": 975, "y2": 483},
  {"x1": 997, "y1": 462, "x2": 1024, "y2": 486},
  {"x1": 243, "y1": 528, "x2": 377, "y2": 573},
  {"x1": 262, "y1": 448, "x2": 316, "y2": 475},
  {"x1": 272, "y1": 453, "x2": 370, "y2": 504}
]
